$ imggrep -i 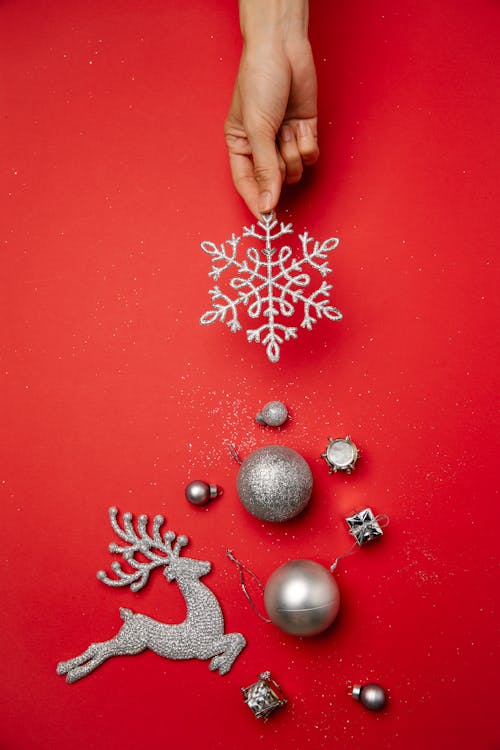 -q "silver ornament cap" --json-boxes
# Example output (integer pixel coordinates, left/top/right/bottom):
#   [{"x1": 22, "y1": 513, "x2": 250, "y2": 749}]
[
  {"x1": 237, "y1": 445, "x2": 313, "y2": 522},
  {"x1": 322, "y1": 436, "x2": 359, "y2": 474},
  {"x1": 264, "y1": 560, "x2": 340, "y2": 636},
  {"x1": 255, "y1": 401, "x2": 289, "y2": 428}
]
